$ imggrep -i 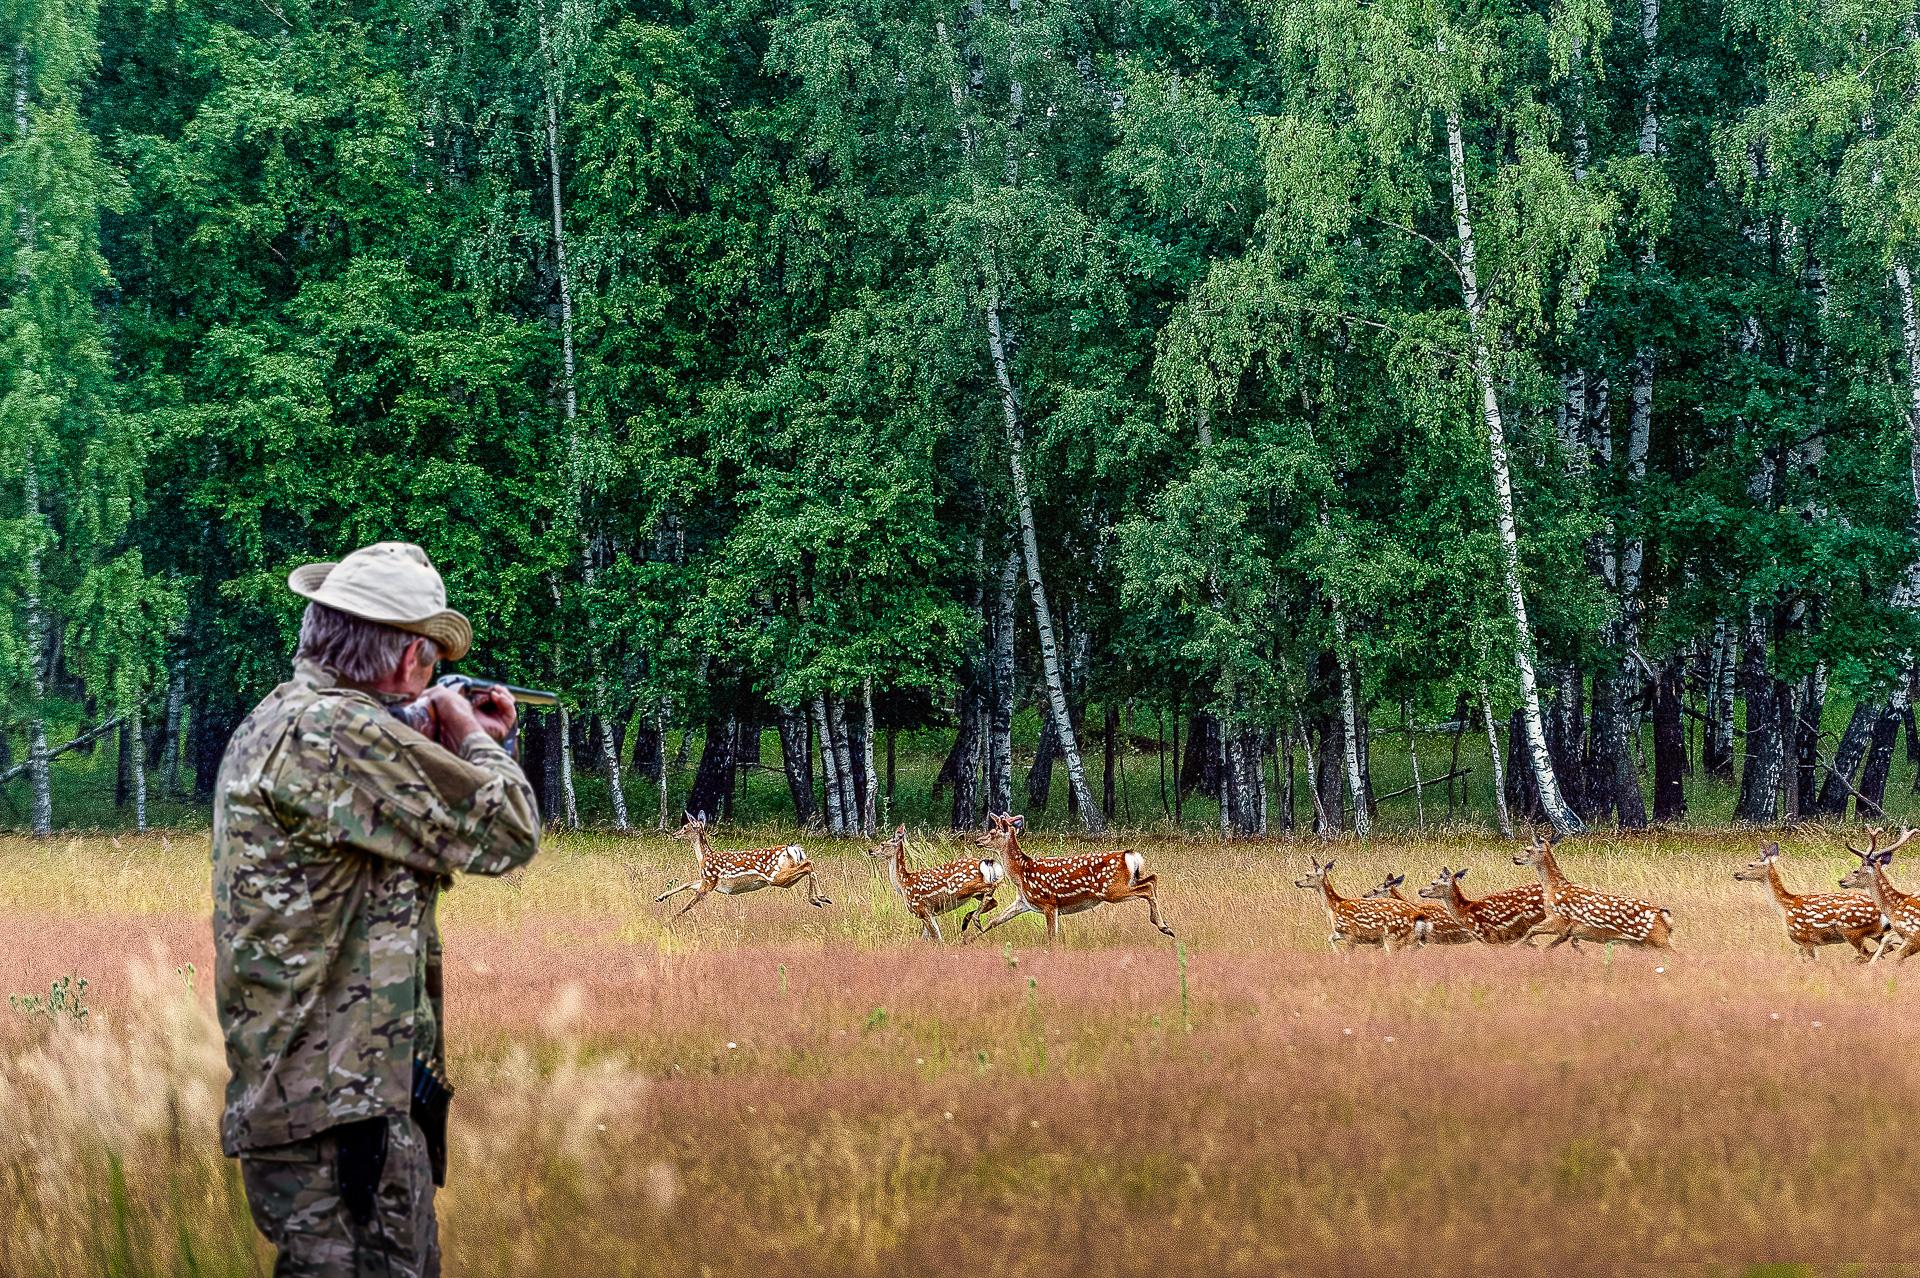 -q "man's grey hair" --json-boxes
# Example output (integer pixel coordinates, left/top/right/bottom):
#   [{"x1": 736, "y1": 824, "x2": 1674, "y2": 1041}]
[{"x1": 296, "y1": 603, "x2": 438, "y2": 683}]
